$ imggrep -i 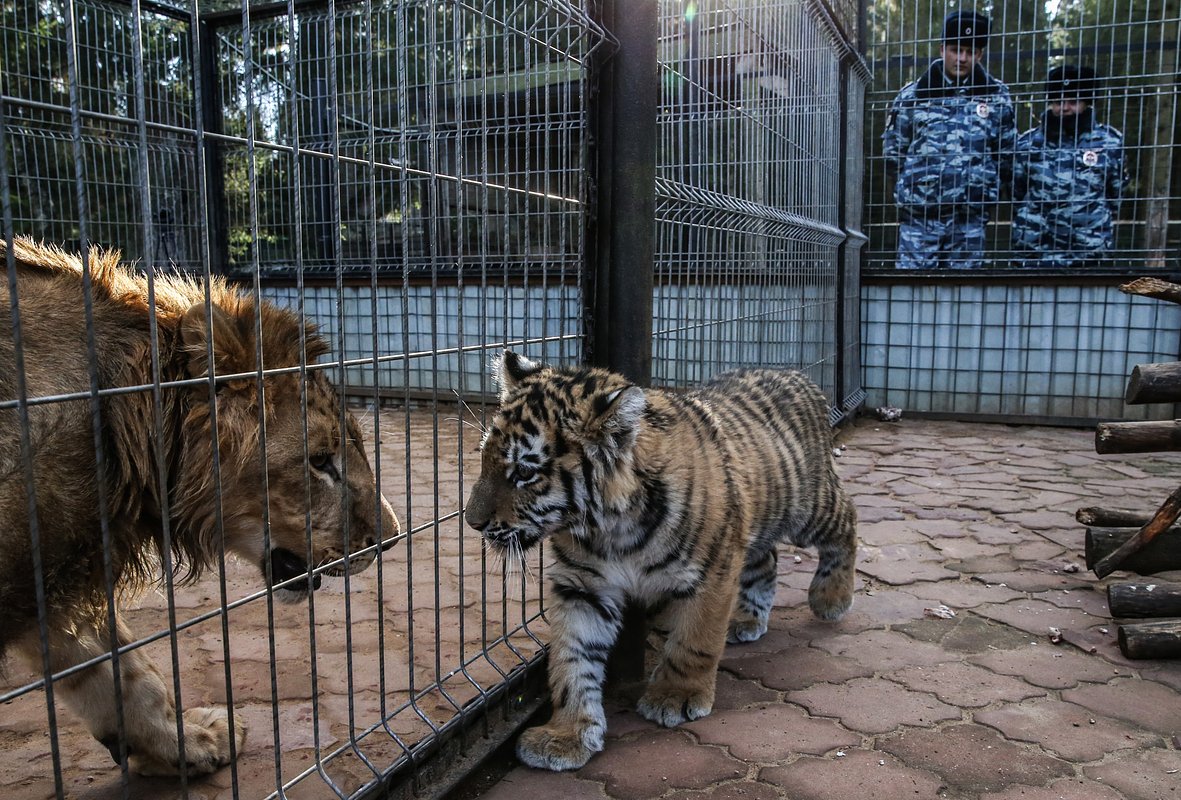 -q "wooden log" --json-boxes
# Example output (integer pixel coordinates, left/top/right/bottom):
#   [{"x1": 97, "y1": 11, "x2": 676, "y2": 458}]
[
  {"x1": 1086, "y1": 527, "x2": 1181, "y2": 575},
  {"x1": 1125, "y1": 362, "x2": 1181, "y2": 404},
  {"x1": 1107, "y1": 582, "x2": 1181, "y2": 618},
  {"x1": 1093, "y1": 485, "x2": 1181, "y2": 578},
  {"x1": 1076, "y1": 507, "x2": 1154, "y2": 527},
  {"x1": 1117, "y1": 619, "x2": 1181, "y2": 659},
  {"x1": 1095, "y1": 420, "x2": 1181, "y2": 454},
  {"x1": 1121, "y1": 276, "x2": 1181, "y2": 305}
]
